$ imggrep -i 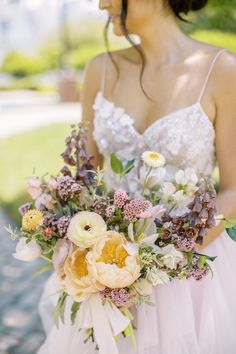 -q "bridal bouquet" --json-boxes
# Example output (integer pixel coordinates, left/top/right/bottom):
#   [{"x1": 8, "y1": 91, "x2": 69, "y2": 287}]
[{"x1": 6, "y1": 124, "x2": 236, "y2": 354}]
